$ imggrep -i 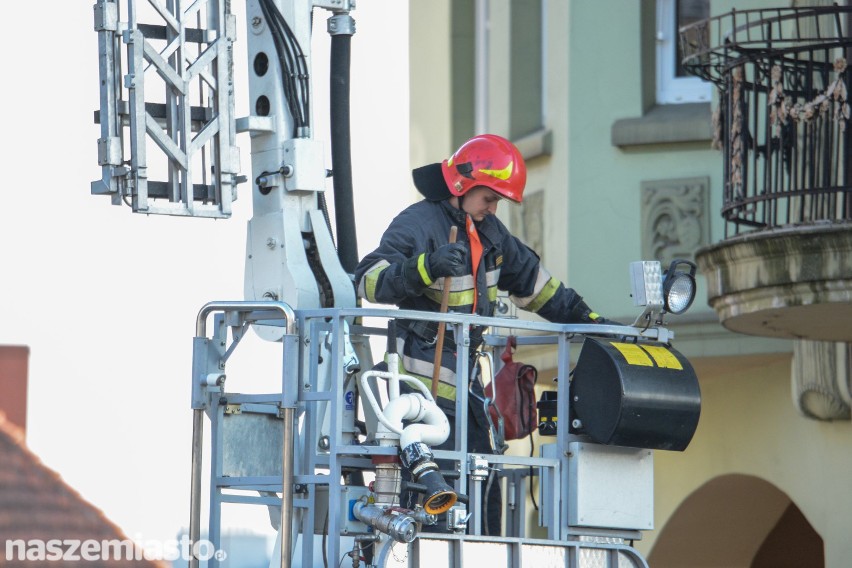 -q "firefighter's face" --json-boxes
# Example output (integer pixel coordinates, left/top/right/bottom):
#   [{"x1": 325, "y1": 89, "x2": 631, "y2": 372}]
[{"x1": 462, "y1": 187, "x2": 502, "y2": 221}]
